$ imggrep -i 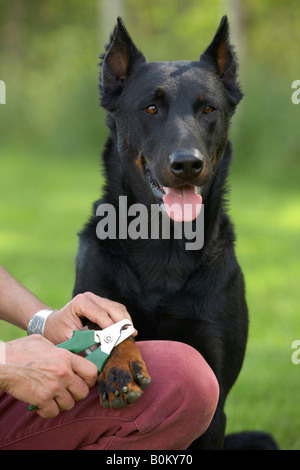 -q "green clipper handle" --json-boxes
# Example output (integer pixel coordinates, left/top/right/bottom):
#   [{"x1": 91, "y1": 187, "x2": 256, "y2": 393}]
[
  {"x1": 57, "y1": 330, "x2": 96, "y2": 354},
  {"x1": 85, "y1": 347, "x2": 110, "y2": 373},
  {"x1": 58, "y1": 330, "x2": 110, "y2": 372}
]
